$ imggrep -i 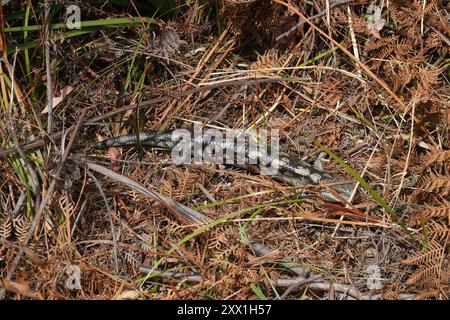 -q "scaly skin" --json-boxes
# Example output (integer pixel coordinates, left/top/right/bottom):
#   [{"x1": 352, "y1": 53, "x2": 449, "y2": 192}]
[{"x1": 89, "y1": 131, "x2": 354, "y2": 202}]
